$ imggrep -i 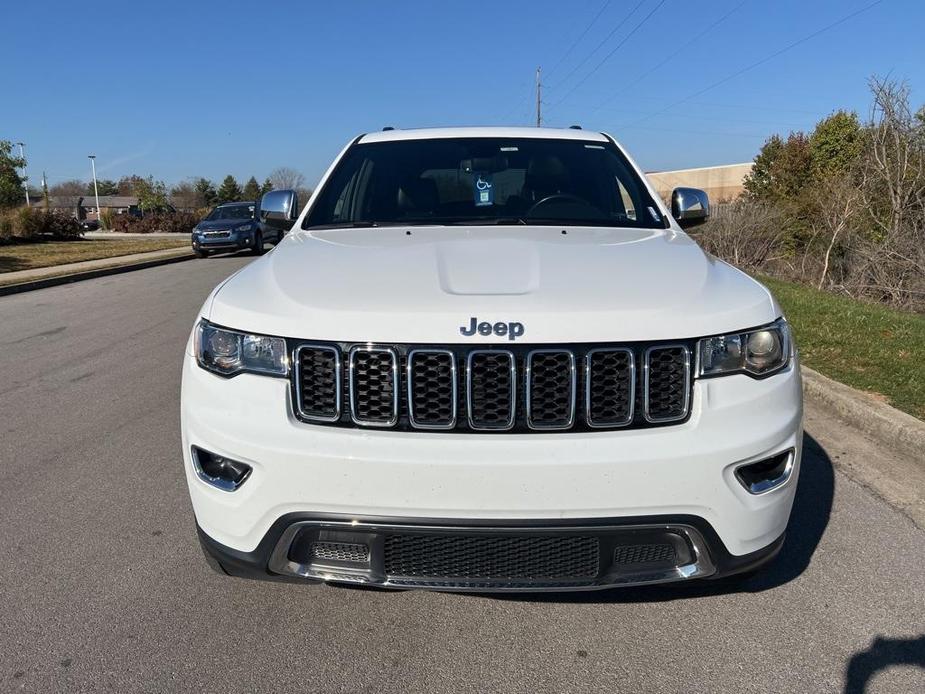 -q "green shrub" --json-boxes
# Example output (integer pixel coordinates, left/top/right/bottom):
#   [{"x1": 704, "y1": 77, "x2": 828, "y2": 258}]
[
  {"x1": 110, "y1": 214, "x2": 138, "y2": 232},
  {"x1": 115, "y1": 212, "x2": 199, "y2": 233},
  {"x1": 0, "y1": 207, "x2": 81, "y2": 243},
  {"x1": 44, "y1": 210, "x2": 81, "y2": 239}
]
